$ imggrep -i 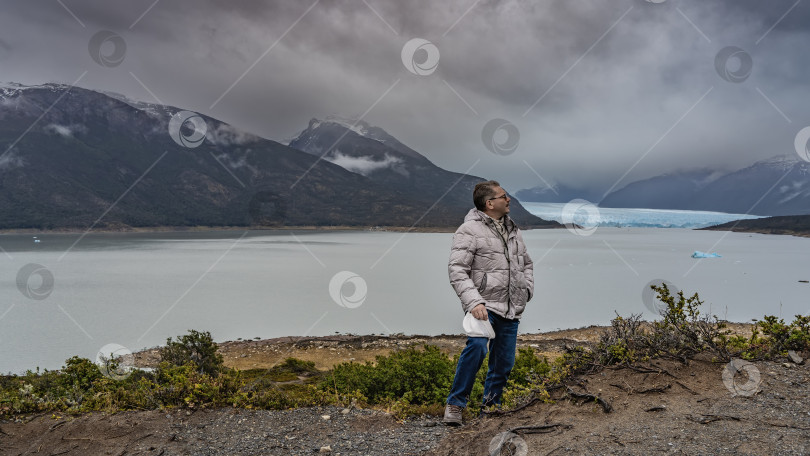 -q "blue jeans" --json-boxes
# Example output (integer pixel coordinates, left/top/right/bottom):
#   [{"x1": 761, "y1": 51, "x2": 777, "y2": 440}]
[{"x1": 446, "y1": 311, "x2": 519, "y2": 408}]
